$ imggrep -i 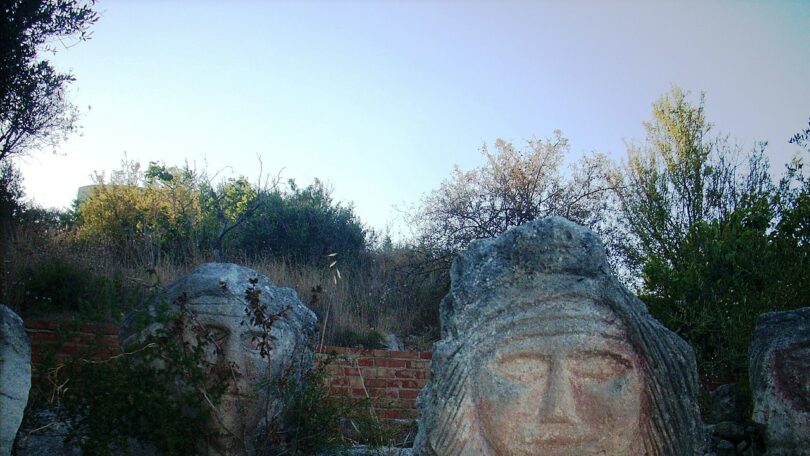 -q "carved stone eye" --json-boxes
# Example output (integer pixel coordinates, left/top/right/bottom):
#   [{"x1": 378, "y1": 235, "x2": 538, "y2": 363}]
[
  {"x1": 488, "y1": 354, "x2": 551, "y2": 385},
  {"x1": 568, "y1": 352, "x2": 633, "y2": 382}
]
